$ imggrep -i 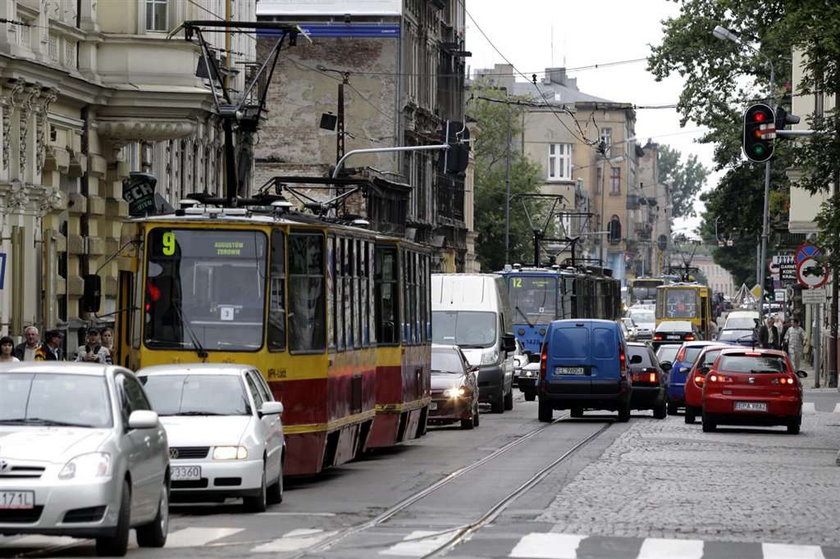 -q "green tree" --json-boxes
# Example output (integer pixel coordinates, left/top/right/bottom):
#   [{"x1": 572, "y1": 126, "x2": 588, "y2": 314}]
[
  {"x1": 470, "y1": 87, "x2": 544, "y2": 271},
  {"x1": 657, "y1": 144, "x2": 709, "y2": 219}
]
